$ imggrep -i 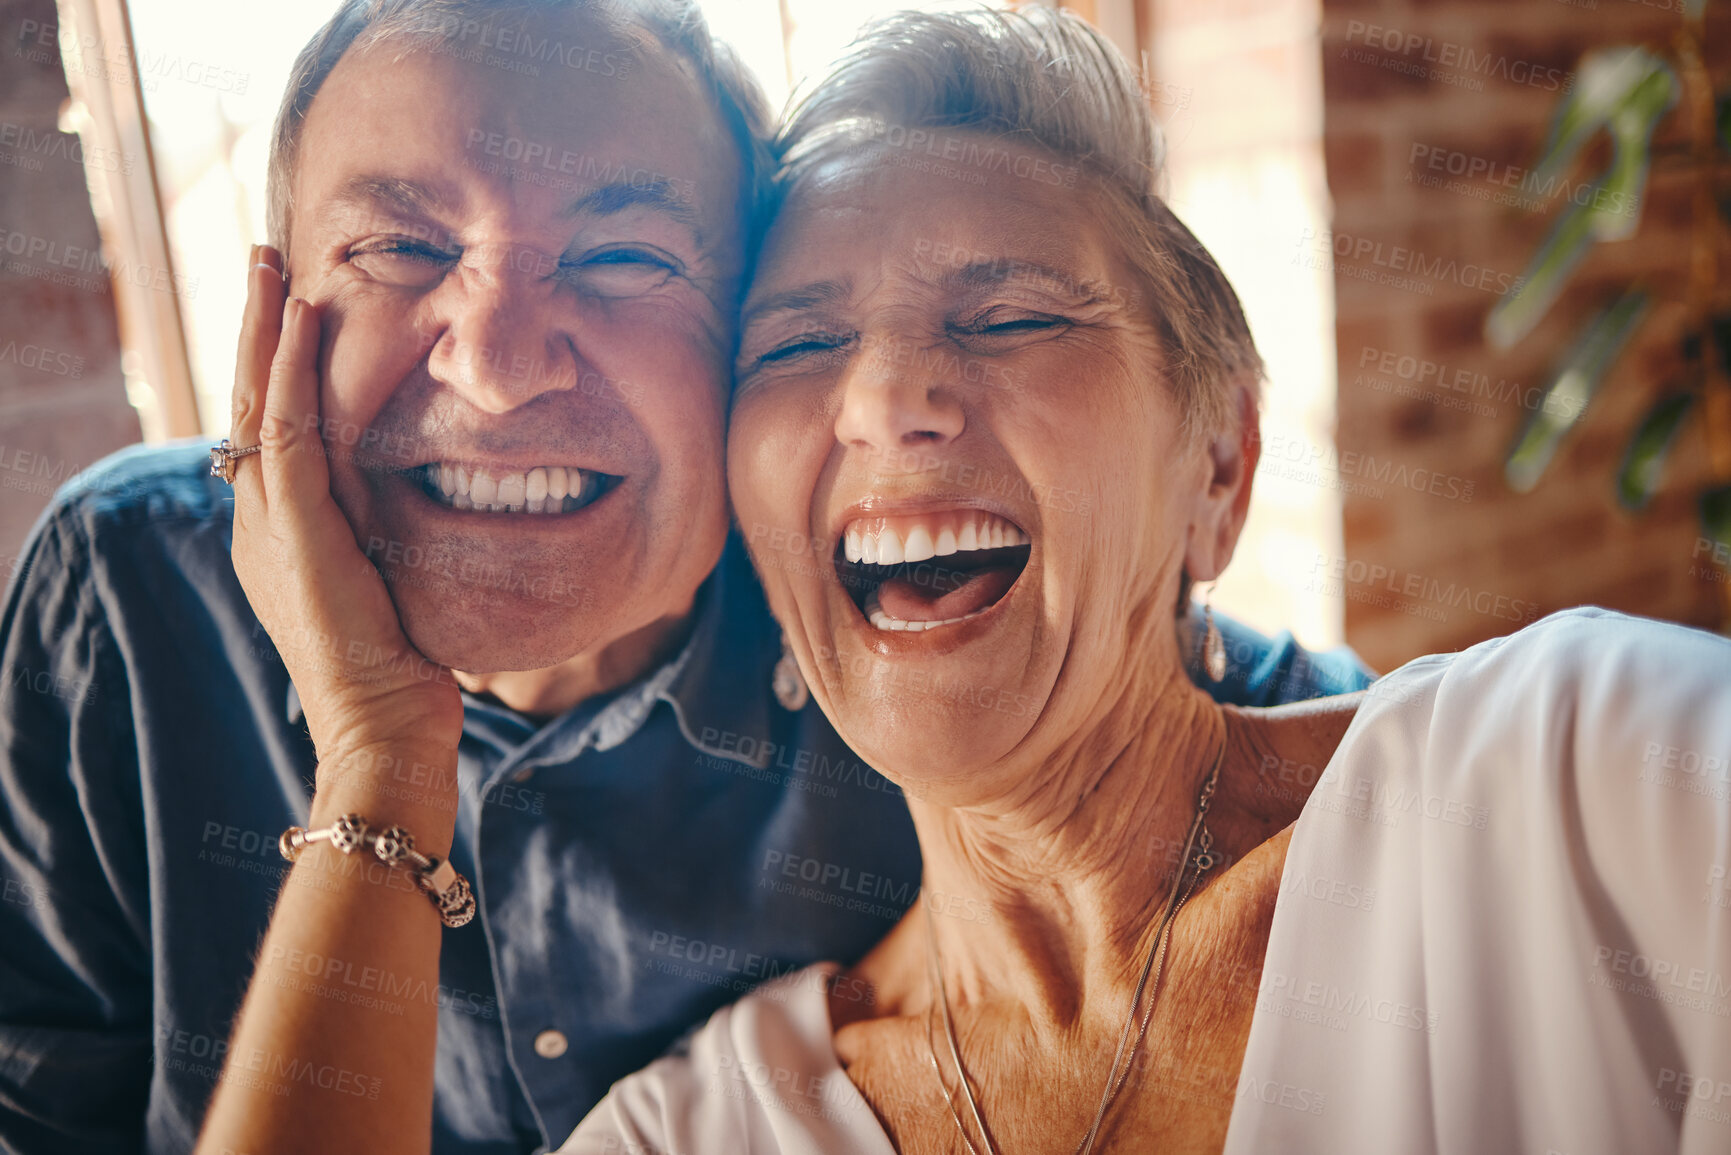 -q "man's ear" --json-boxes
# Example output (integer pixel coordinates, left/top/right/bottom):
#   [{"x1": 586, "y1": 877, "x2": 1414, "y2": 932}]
[{"x1": 1183, "y1": 378, "x2": 1260, "y2": 584}]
